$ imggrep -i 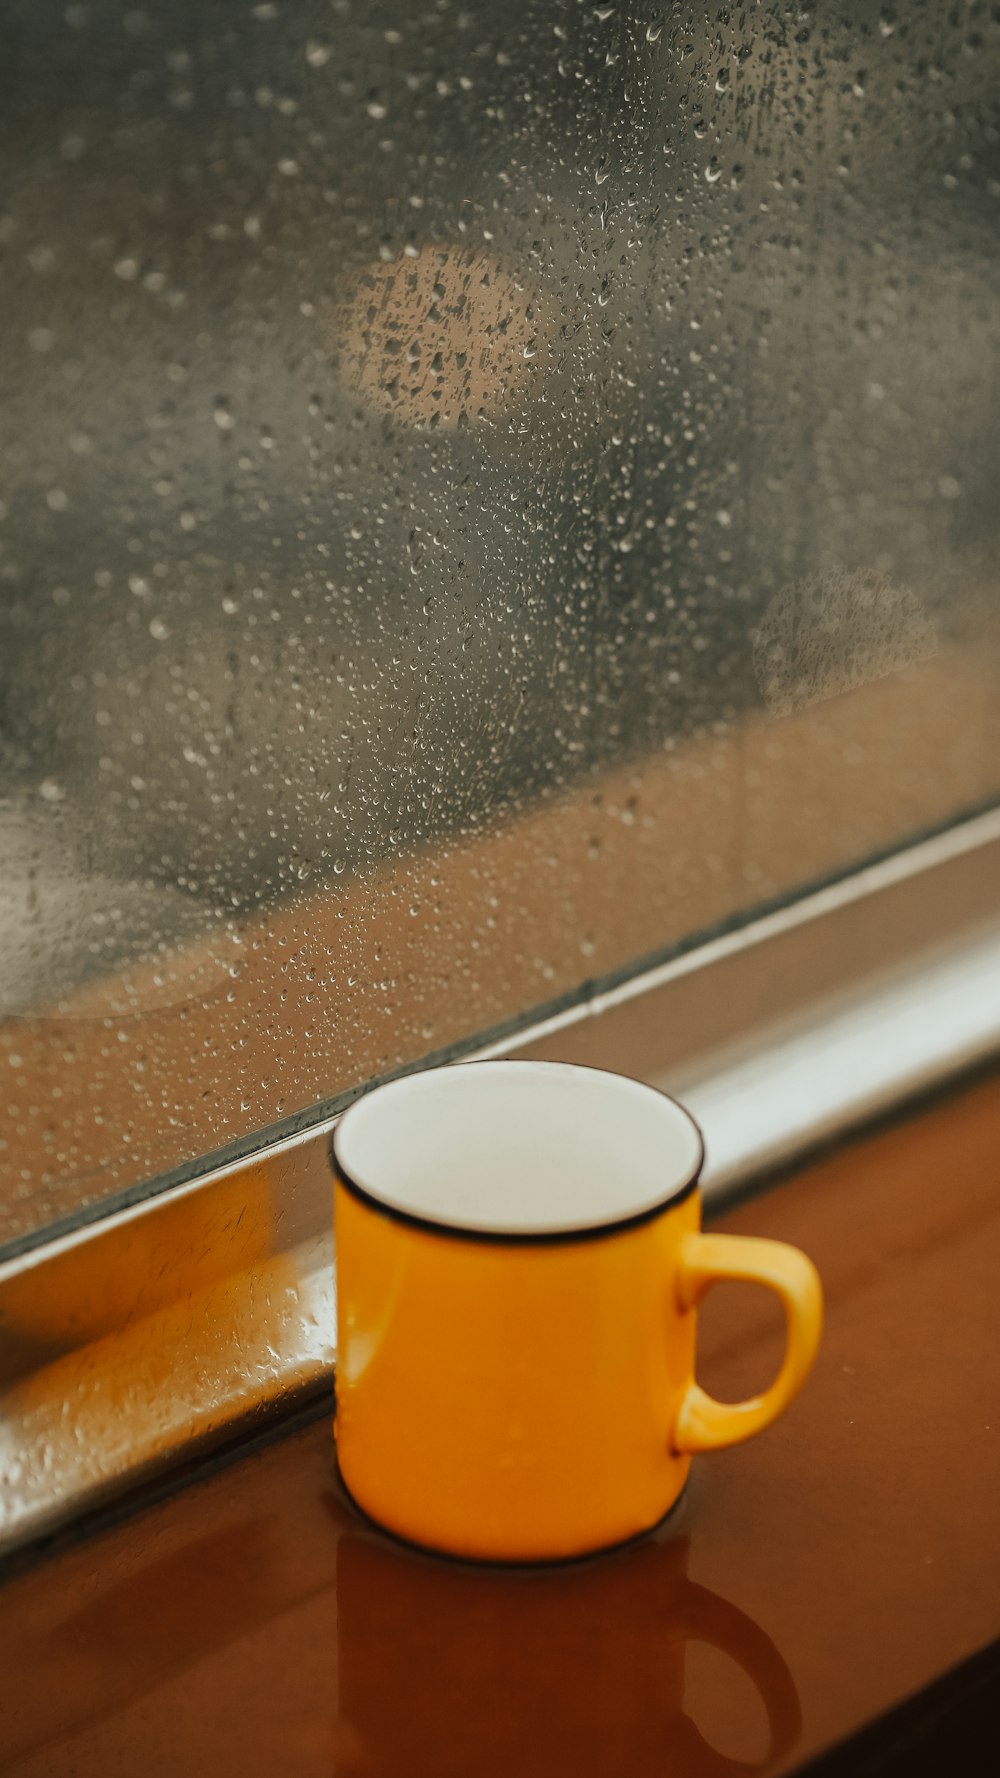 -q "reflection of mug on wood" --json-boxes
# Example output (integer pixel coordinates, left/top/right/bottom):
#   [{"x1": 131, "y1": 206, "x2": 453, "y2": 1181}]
[
  {"x1": 334, "y1": 1525, "x2": 802, "y2": 1778},
  {"x1": 331, "y1": 1062, "x2": 822, "y2": 1562}
]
